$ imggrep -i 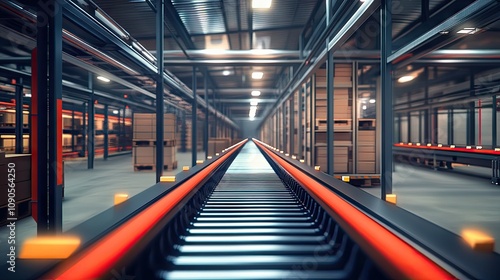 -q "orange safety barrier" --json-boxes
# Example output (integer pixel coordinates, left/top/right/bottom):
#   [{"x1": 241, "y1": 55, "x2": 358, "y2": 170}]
[
  {"x1": 254, "y1": 139, "x2": 455, "y2": 280},
  {"x1": 46, "y1": 139, "x2": 247, "y2": 279}
]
